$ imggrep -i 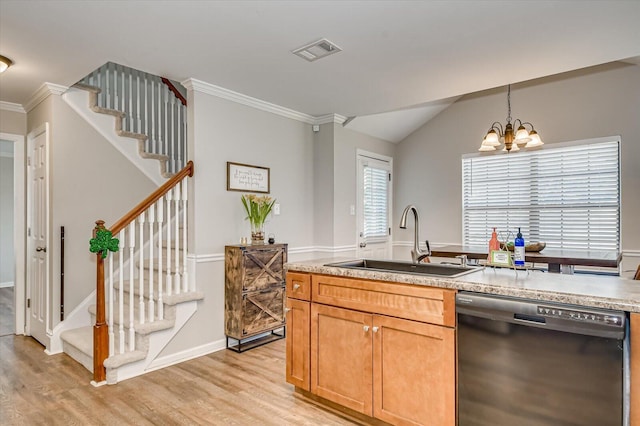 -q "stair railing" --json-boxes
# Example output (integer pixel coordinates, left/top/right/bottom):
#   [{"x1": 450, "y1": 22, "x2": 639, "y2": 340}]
[
  {"x1": 80, "y1": 62, "x2": 187, "y2": 175},
  {"x1": 92, "y1": 161, "x2": 194, "y2": 383}
]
